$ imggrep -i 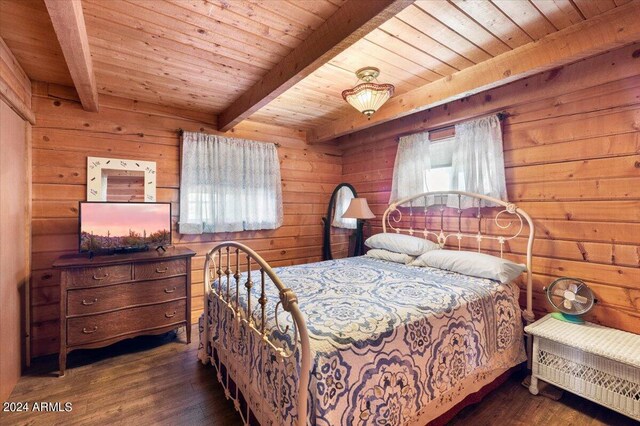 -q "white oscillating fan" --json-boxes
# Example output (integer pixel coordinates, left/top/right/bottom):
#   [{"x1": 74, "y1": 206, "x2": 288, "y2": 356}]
[{"x1": 544, "y1": 277, "x2": 596, "y2": 324}]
